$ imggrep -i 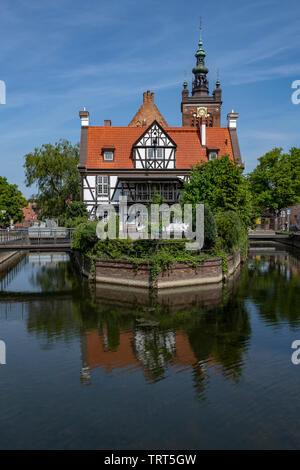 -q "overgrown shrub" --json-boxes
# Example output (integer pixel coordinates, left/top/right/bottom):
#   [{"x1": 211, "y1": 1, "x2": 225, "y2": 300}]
[
  {"x1": 71, "y1": 221, "x2": 98, "y2": 254},
  {"x1": 215, "y1": 211, "x2": 247, "y2": 254},
  {"x1": 204, "y1": 205, "x2": 217, "y2": 249}
]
